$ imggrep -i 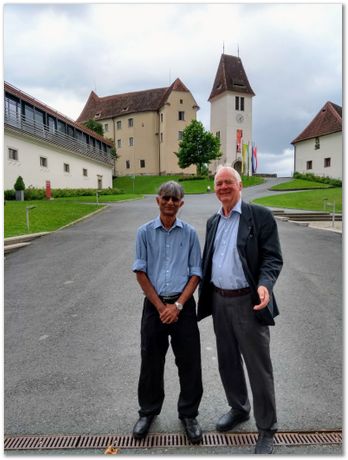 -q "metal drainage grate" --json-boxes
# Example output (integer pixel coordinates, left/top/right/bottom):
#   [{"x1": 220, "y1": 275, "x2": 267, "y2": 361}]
[{"x1": 4, "y1": 430, "x2": 342, "y2": 451}]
